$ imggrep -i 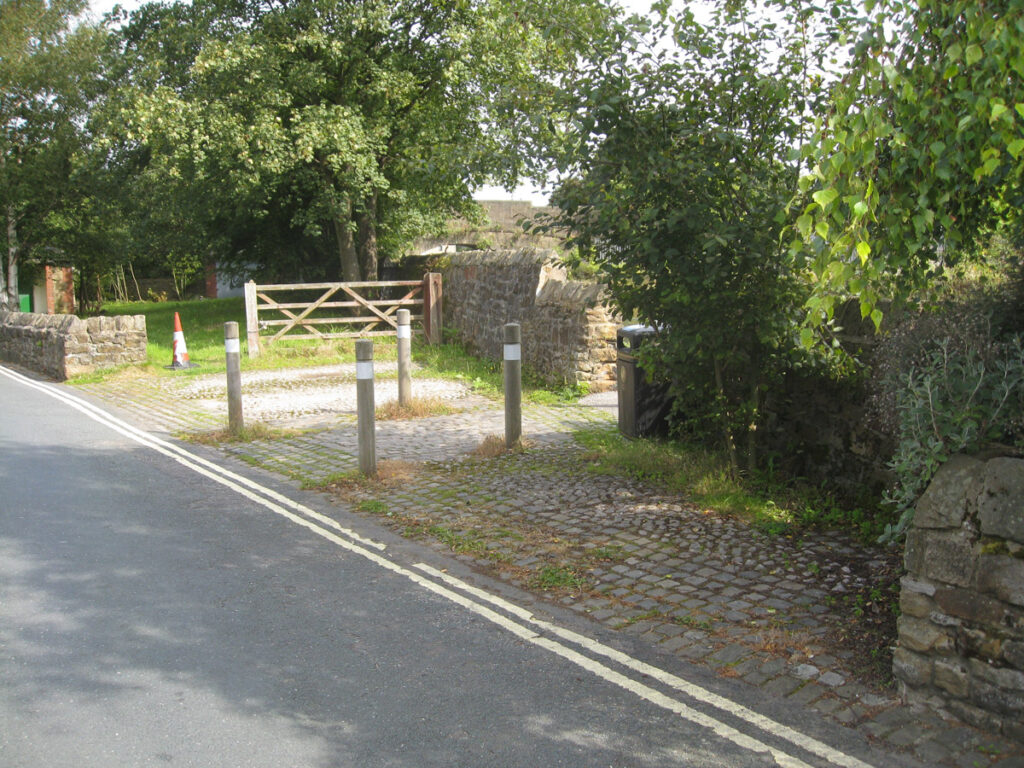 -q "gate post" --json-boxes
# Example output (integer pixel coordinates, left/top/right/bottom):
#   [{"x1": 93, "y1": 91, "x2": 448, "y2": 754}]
[
  {"x1": 244, "y1": 280, "x2": 260, "y2": 358},
  {"x1": 422, "y1": 272, "x2": 442, "y2": 345}
]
